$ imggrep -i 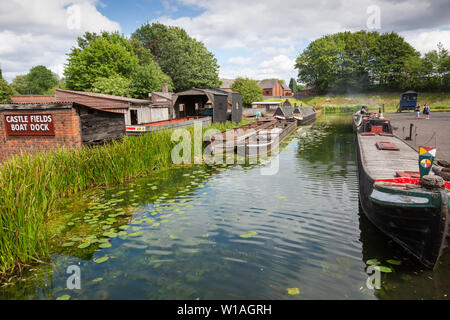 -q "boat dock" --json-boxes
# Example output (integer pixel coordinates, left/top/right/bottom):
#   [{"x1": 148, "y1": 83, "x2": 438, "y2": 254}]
[{"x1": 388, "y1": 112, "x2": 450, "y2": 161}]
